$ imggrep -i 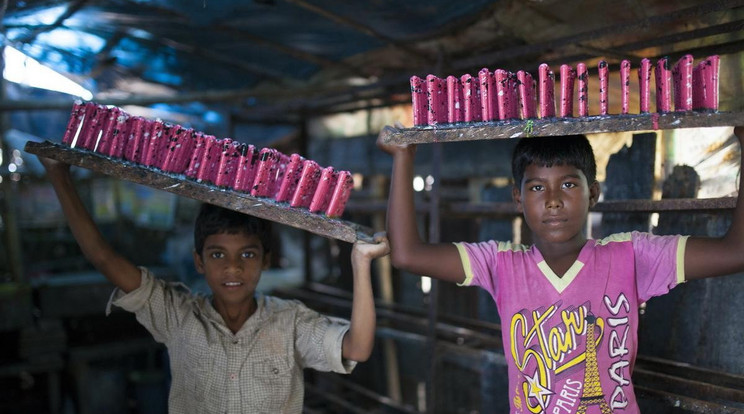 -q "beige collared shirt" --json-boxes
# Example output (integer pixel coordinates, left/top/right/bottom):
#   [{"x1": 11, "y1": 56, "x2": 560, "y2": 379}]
[{"x1": 108, "y1": 267, "x2": 355, "y2": 414}]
